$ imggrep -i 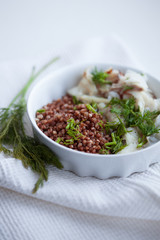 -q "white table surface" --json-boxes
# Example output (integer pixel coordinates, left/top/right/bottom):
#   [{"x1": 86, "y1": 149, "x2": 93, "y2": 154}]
[{"x1": 0, "y1": 0, "x2": 160, "y2": 78}]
